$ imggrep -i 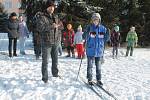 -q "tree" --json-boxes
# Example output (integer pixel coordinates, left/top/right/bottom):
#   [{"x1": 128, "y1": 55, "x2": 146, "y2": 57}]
[
  {"x1": 20, "y1": 0, "x2": 46, "y2": 31},
  {"x1": 20, "y1": 0, "x2": 150, "y2": 46},
  {"x1": 0, "y1": 2, "x2": 8, "y2": 32},
  {"x1": 138, "y1": 0, "x2": 150, "y2": 46}
]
